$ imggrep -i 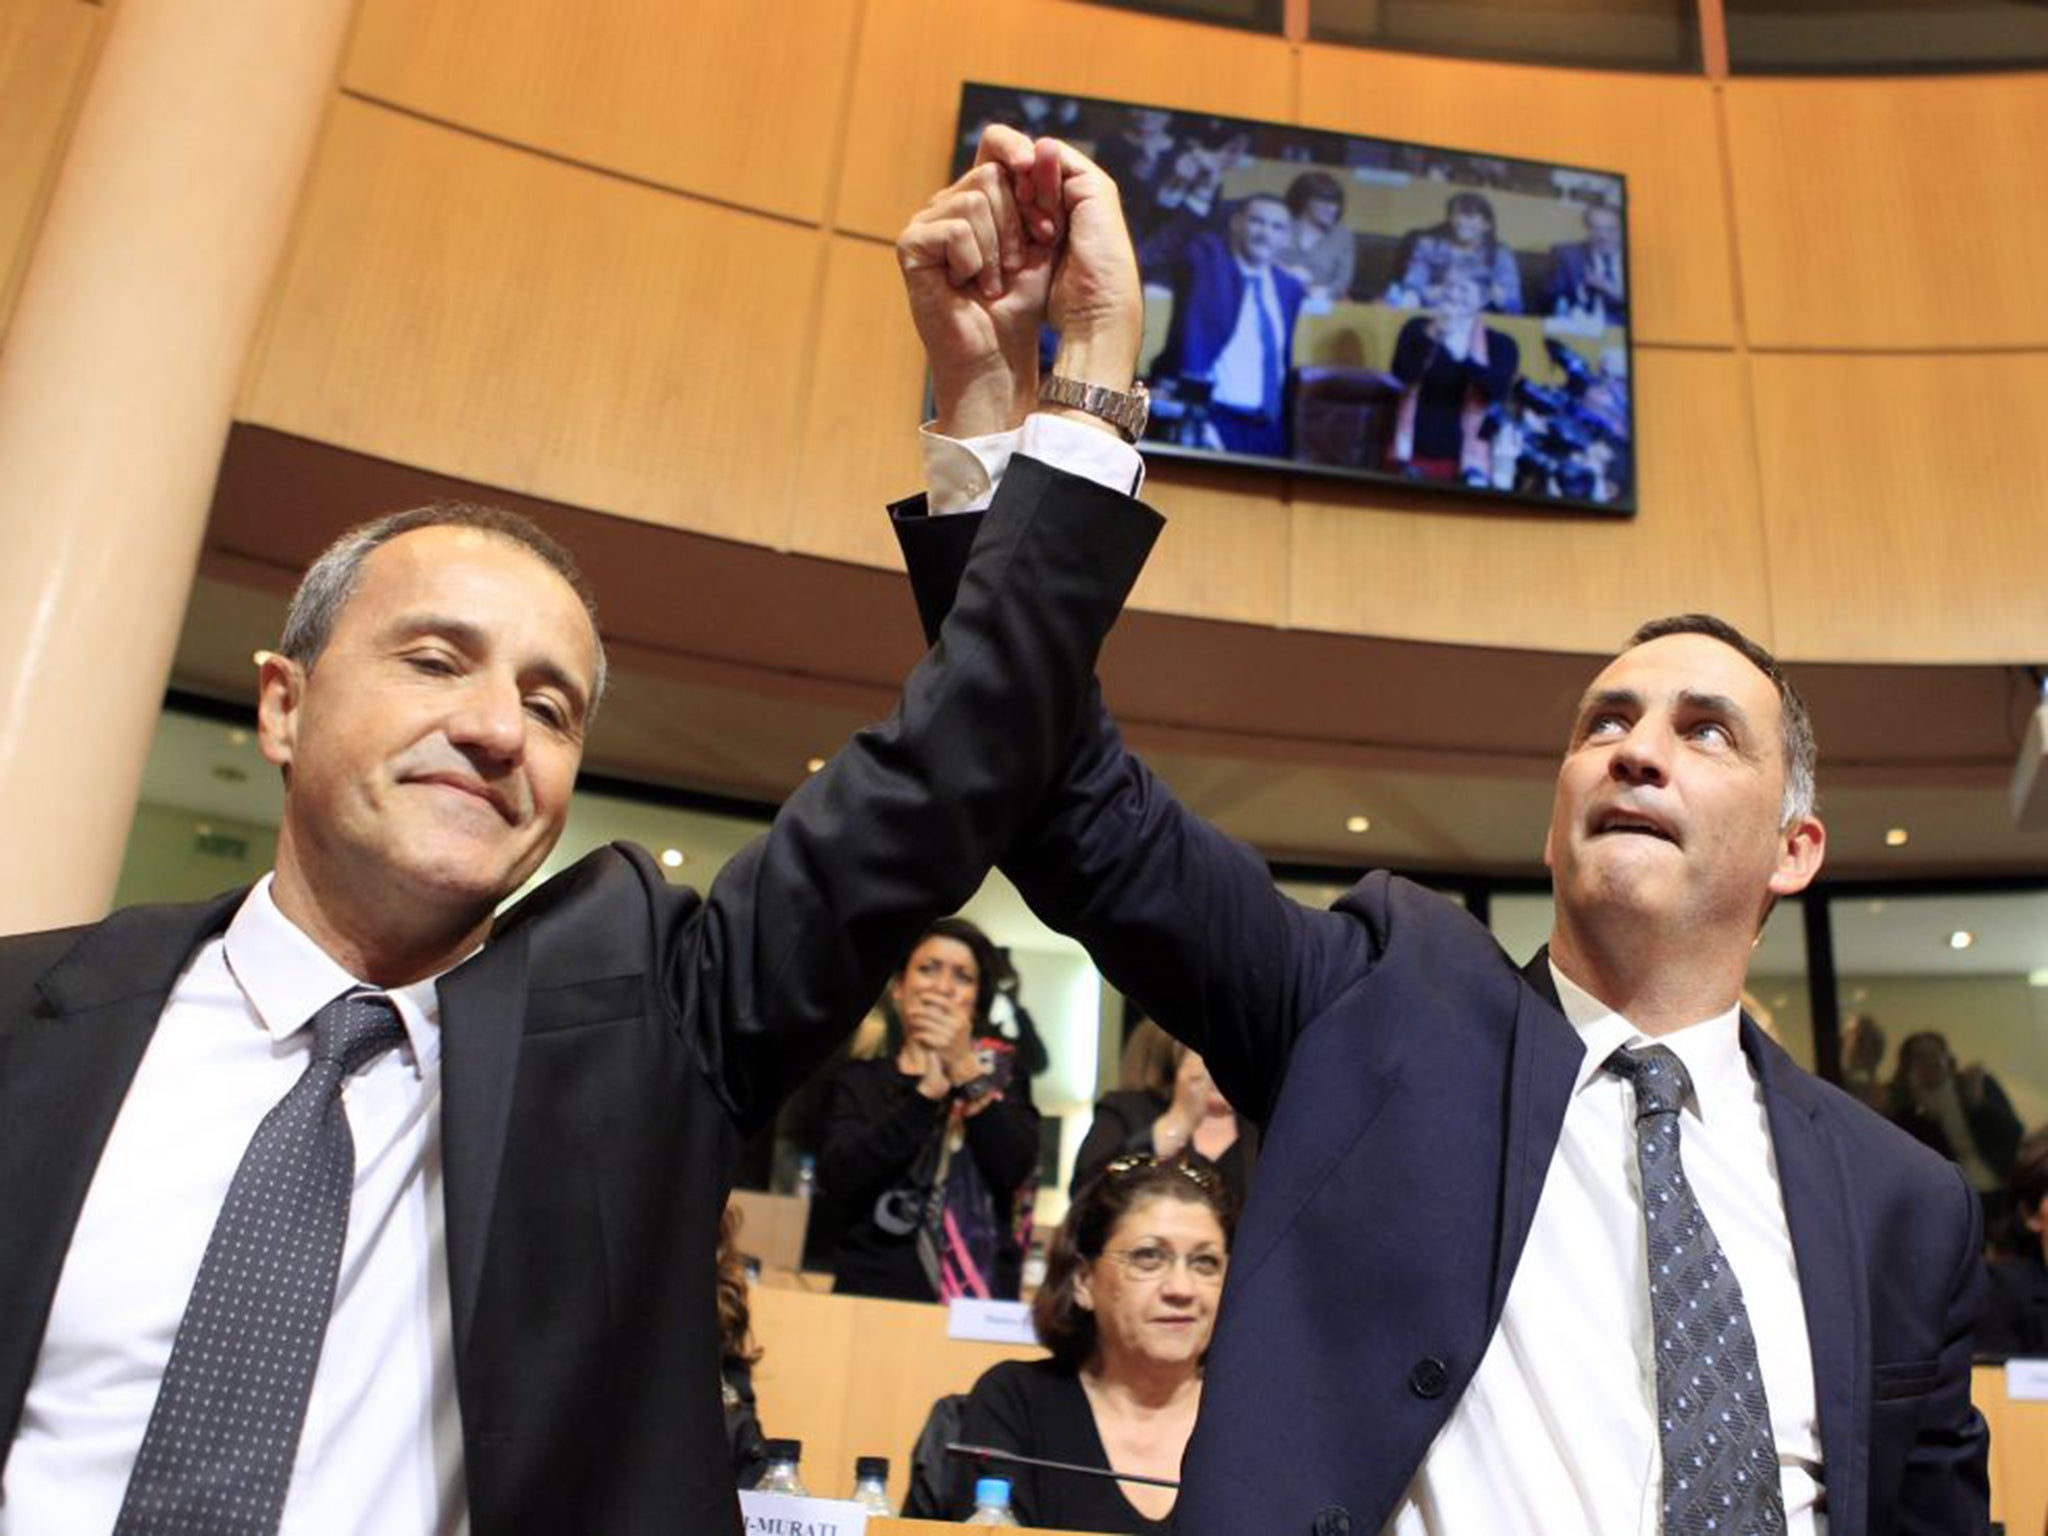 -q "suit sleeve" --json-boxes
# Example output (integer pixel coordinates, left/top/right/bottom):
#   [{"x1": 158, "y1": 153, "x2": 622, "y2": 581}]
[
  {"x1": 891, "y1": 509, "x2": 1378, "y2": 1128},
  {"x1": 1893, "y1": 1163, "x2": 1992, "y2": 1535},
  {"x1": 679, "y1": 457, "x2": 1162, "y2": 1135}
]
